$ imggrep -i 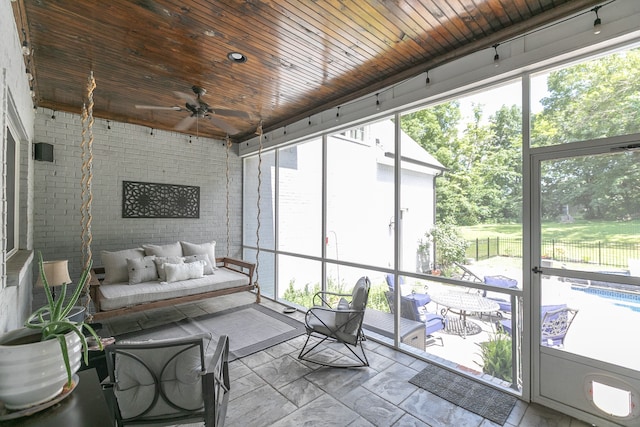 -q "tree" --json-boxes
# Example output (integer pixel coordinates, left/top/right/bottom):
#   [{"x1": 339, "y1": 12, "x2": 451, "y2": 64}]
[{"x1": 533, "y1": 48, "x2": 640, "y2": 220}]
